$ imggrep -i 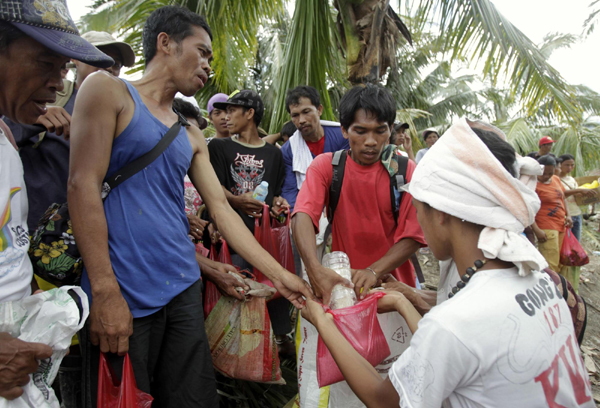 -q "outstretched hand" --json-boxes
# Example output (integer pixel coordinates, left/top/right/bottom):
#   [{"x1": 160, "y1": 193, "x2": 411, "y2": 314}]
[
  {"x1": 307, "y1": 265, "x2": 353, "y2": 306},
  {"x1": 301, "y1": 298, "x2": 330, "y2": 327},
  {"x1": 273, "y1": 272, "x2": 315, "y2": 309}
]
